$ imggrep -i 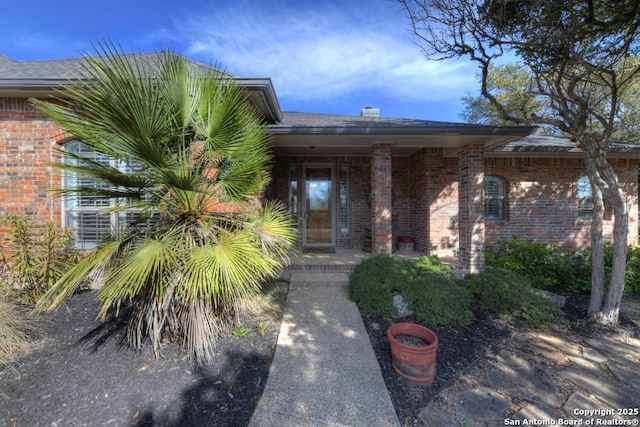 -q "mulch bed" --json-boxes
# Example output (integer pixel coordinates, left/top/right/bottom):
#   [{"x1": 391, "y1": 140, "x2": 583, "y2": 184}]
[
  {"x1": 361, "y1": 307, "x2": 512, "y2": 426},
  {"x1": 362, "y1": 293, "x2": 639, "y2": 426},
  {"x1": 0, "y1": 284, "x2": 287, "y2": 427},
  {"x1": 1, "y1": 288, "x2": 636, "y2": 427}
]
